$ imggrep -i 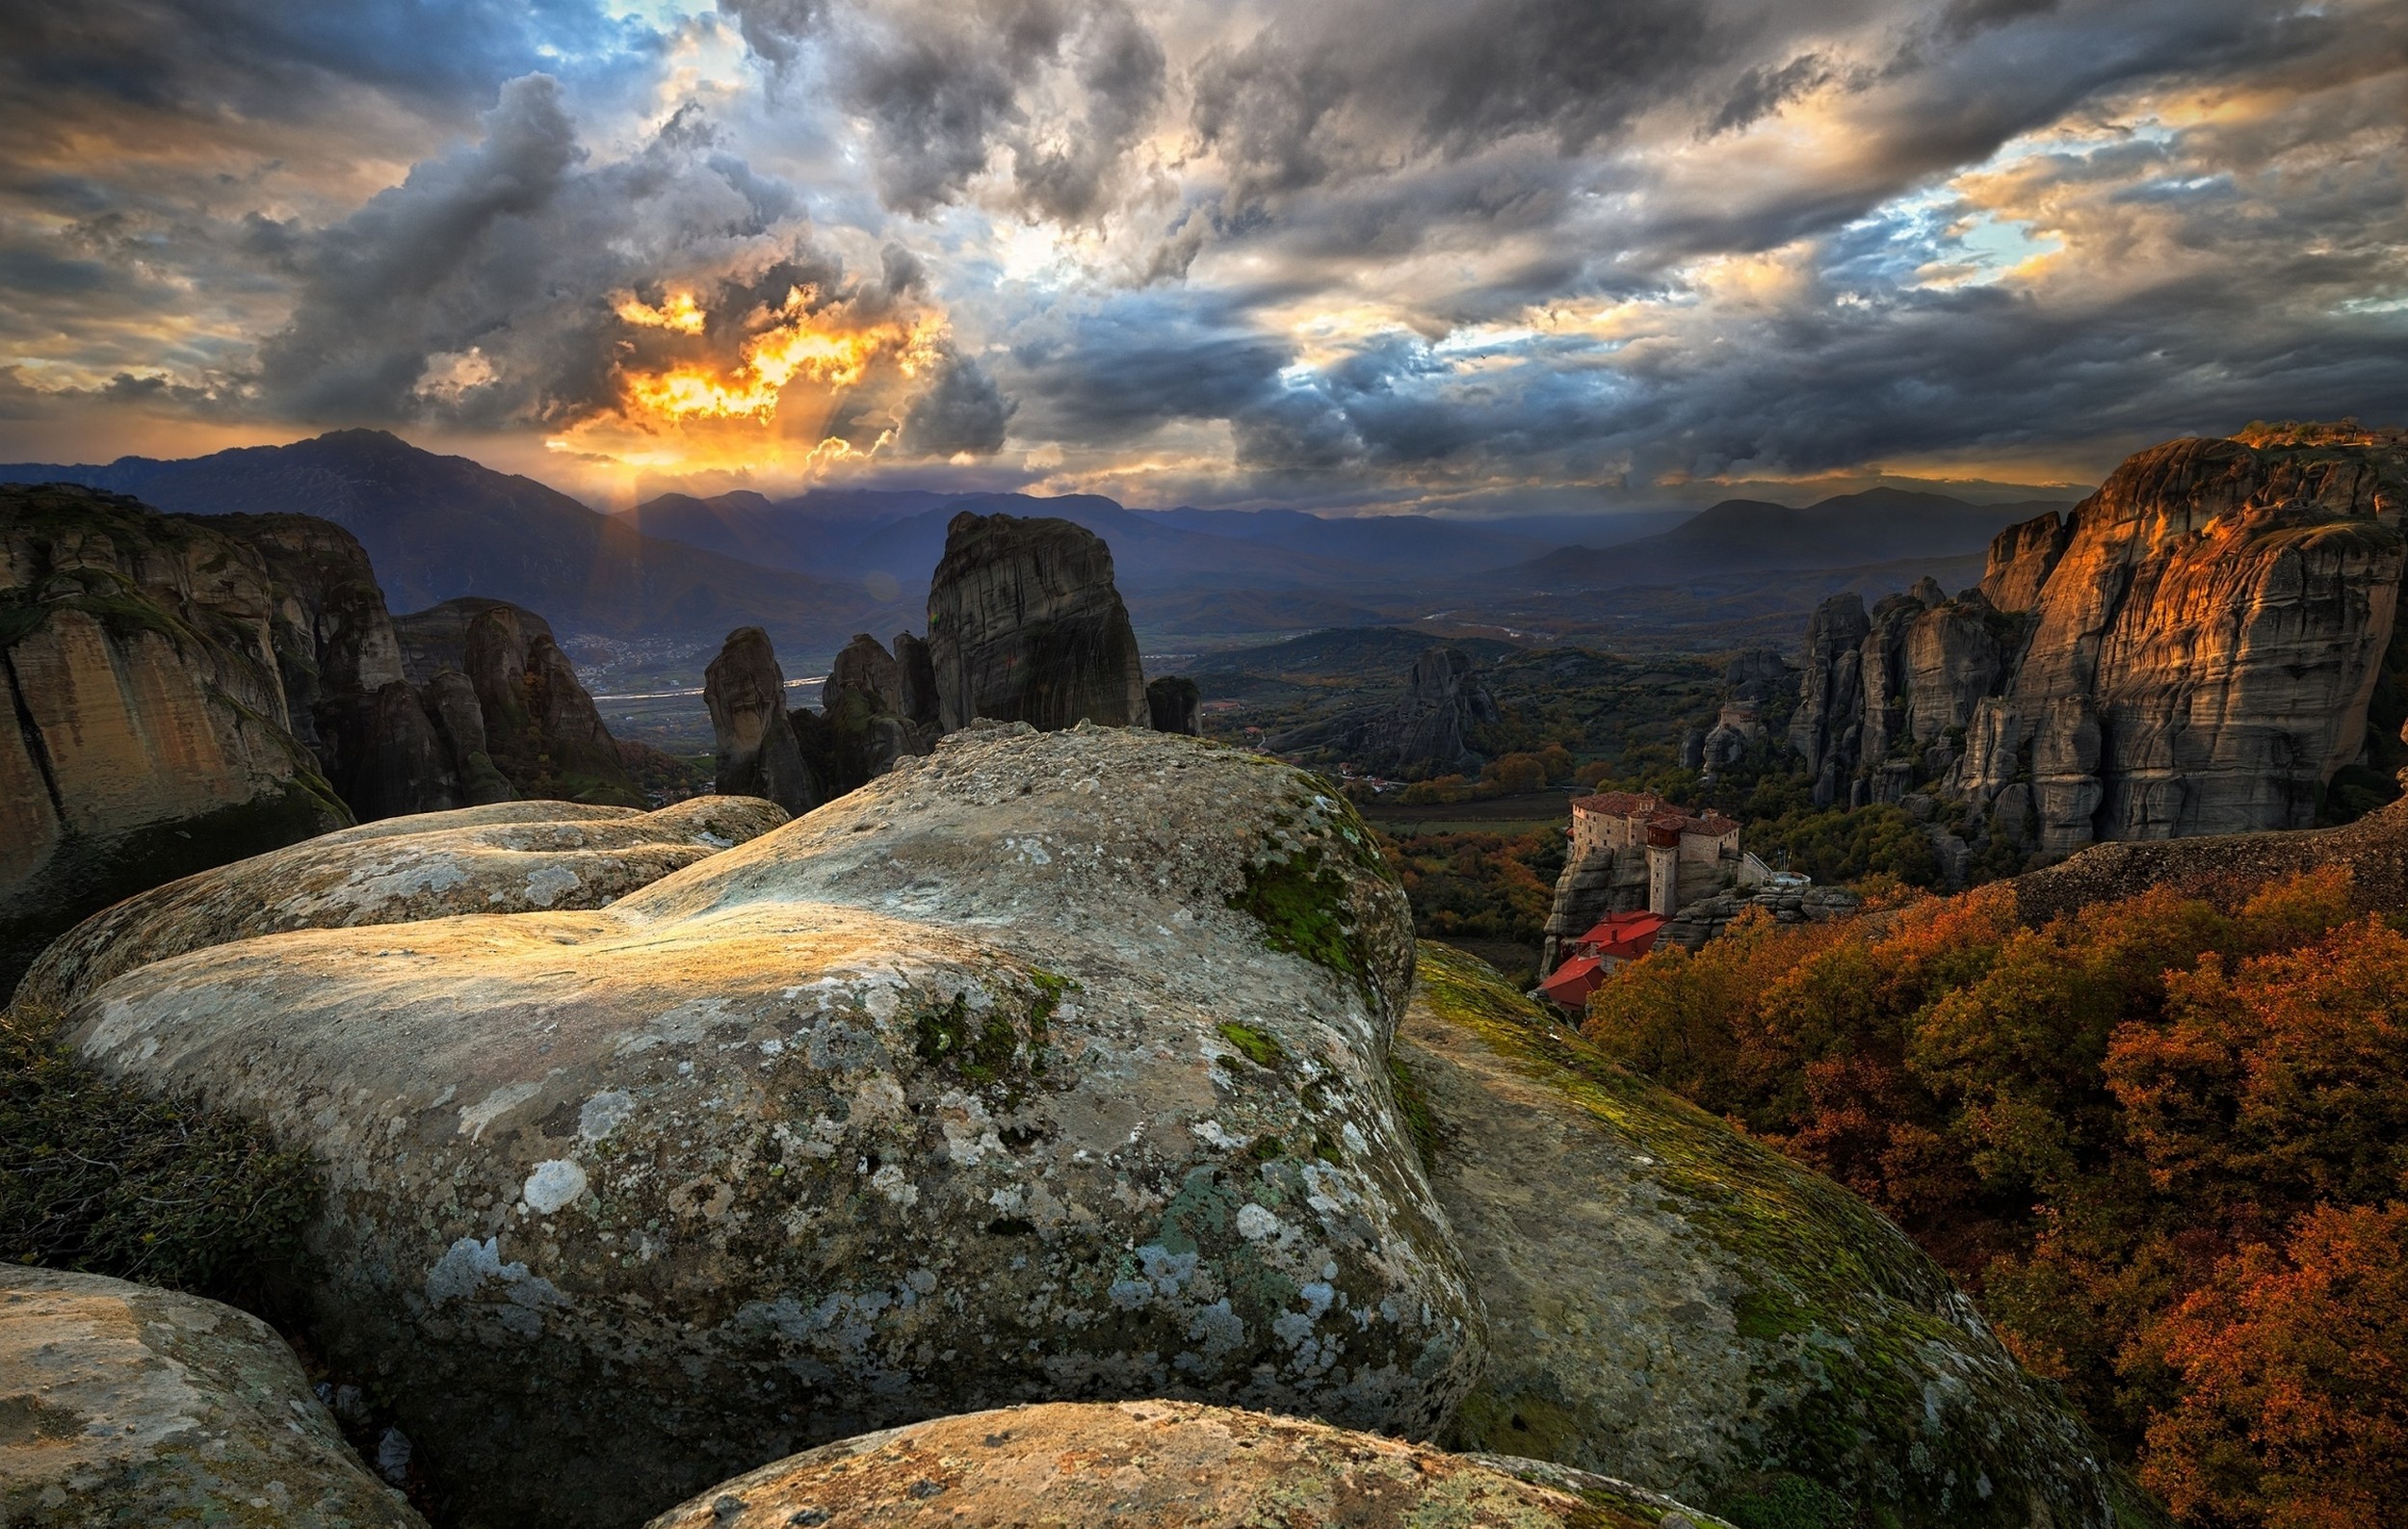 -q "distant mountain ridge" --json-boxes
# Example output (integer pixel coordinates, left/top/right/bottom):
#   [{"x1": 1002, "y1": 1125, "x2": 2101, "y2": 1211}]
[
  {"x1": 1482, "y1": 488, "x2": 2077, "y2": 591},
  {"x1": 0, "y1": 430, "x2": 911, "y2": 659}
]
